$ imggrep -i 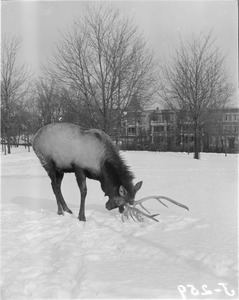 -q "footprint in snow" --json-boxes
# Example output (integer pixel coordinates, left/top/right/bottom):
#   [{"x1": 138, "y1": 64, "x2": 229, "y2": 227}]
[{"x1": 161, "y1": 216, "x2": 209, "y2": 231}]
